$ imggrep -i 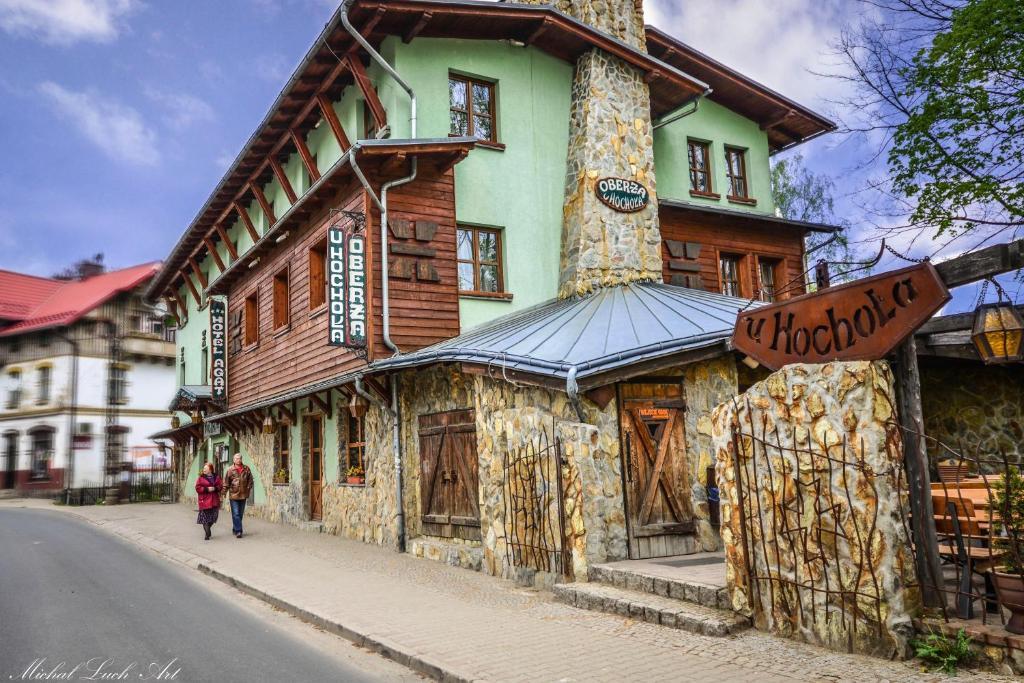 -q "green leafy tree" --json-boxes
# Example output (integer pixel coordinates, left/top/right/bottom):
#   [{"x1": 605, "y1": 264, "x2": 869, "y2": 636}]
[
  {"x1": 770, "y1": 154, "x2": 855, "y2": 275},
  {"x1": 835, "y1": 0, "x2": 1024, "y2": 243}
]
